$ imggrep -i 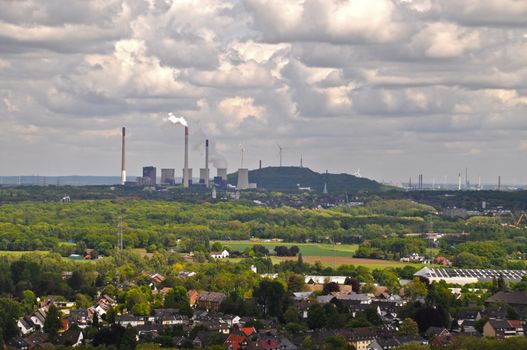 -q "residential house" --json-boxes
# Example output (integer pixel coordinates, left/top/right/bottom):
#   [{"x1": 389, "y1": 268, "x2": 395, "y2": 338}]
[
  {"x1": 30, "y1": 310, "x2": 47, "y2": 329},
  {"x1": 177, "y1": 270, "x2": 196, "y2": 278},
  {"x1": 116, "y1": 314, "x2": 146, "y2": 327},
  {"x1": 84, "y1": 248, "x2": 95, "y2": 260},
  {"x1": 59, "y1": 329, "x2": 84, "y2": 347},
  {"x1": 344, "y1": 327, "x2": 378, "y2": 350},
  {"x1": 17, "y1": 317, "x2": 35, "y2": 335},
  {"x1": 68, "y1": 309, "x2": 89, "y2": 329},
  {"x1": 486, "y1": 291, "x2": 527, "y2": 318},
  {"x1": 211, "y1": 250, "x2": 230, "y2": 259},
  {"x1": 153, "y1": 309, "x2": 189, "y2": 326},
  {"x1": 368, "y1": 336, "x2": 427, "y2": 350},
  {"x1": 196, "y1": 291, "x2": 227, "y2": 311},
  {"x1": 433, "y1": 256, "x2": 451, "y2": 266},
  {"x1": 150, "y1": 273, "x2": 166, "y2": 284},
  {"x1": 483, "y1": 319, "x2": 524, "y2": 338},
  {"x1": 425, "y1": 327, "x2": 450, "y2": 340},
  {"x1": 187, "y1": 290, "x2": 199, "y2": 307}
]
